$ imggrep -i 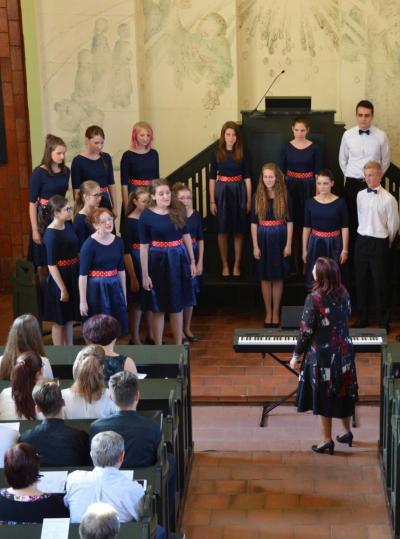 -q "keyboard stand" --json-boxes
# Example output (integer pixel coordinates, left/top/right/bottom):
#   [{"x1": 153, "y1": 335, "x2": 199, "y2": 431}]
[{"x1": 259, "y1": 351, "x2": 302, "y2": 427}]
